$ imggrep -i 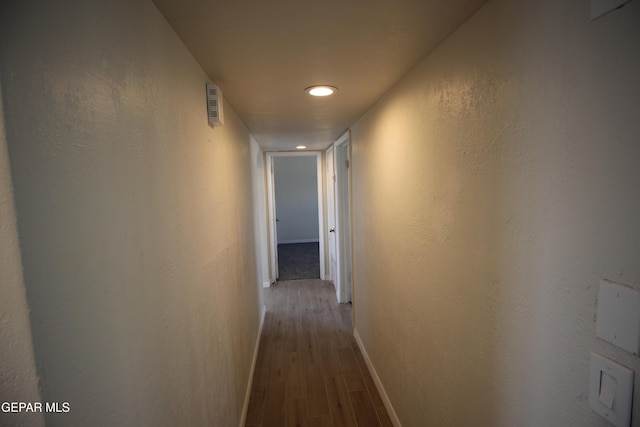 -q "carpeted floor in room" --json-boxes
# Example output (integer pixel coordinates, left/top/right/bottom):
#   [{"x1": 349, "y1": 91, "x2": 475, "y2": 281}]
[{"x1": 277, "y1": 242, "x2": 320, "y2": 280}]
